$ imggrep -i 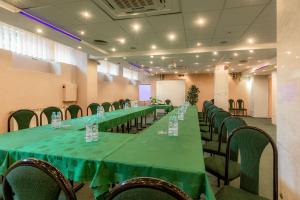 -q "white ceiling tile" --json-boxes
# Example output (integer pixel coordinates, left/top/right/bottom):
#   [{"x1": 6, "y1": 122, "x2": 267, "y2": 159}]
[
  {"x1": 214, "y1": 25, "x2": 248, "y2": 37},
  {"x1": 218, "y1": 6, "x2": 265, "y2": 26},
  {"x1": 181, "y1": 0, "x2": 225, "y2": 12},
  {"x1": 146, "y1": 14, "x2": 184, "y2": 32},
  {"x1": 225, "y1": 0, "x2": 270, "y2": 8},
  {"x1": 185, "y1": 27, "x2": 214, "y2": 41}
]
